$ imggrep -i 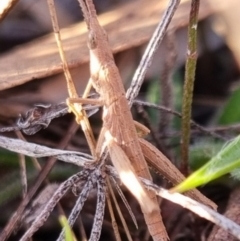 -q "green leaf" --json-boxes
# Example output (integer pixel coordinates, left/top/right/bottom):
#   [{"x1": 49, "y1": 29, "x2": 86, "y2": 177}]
[
  {"x1": 172, "y1": 135, "x2": 240, "y2": 193},
  {"x1": 218, "y1": 87, "x2": 240, "y2": 125}
]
